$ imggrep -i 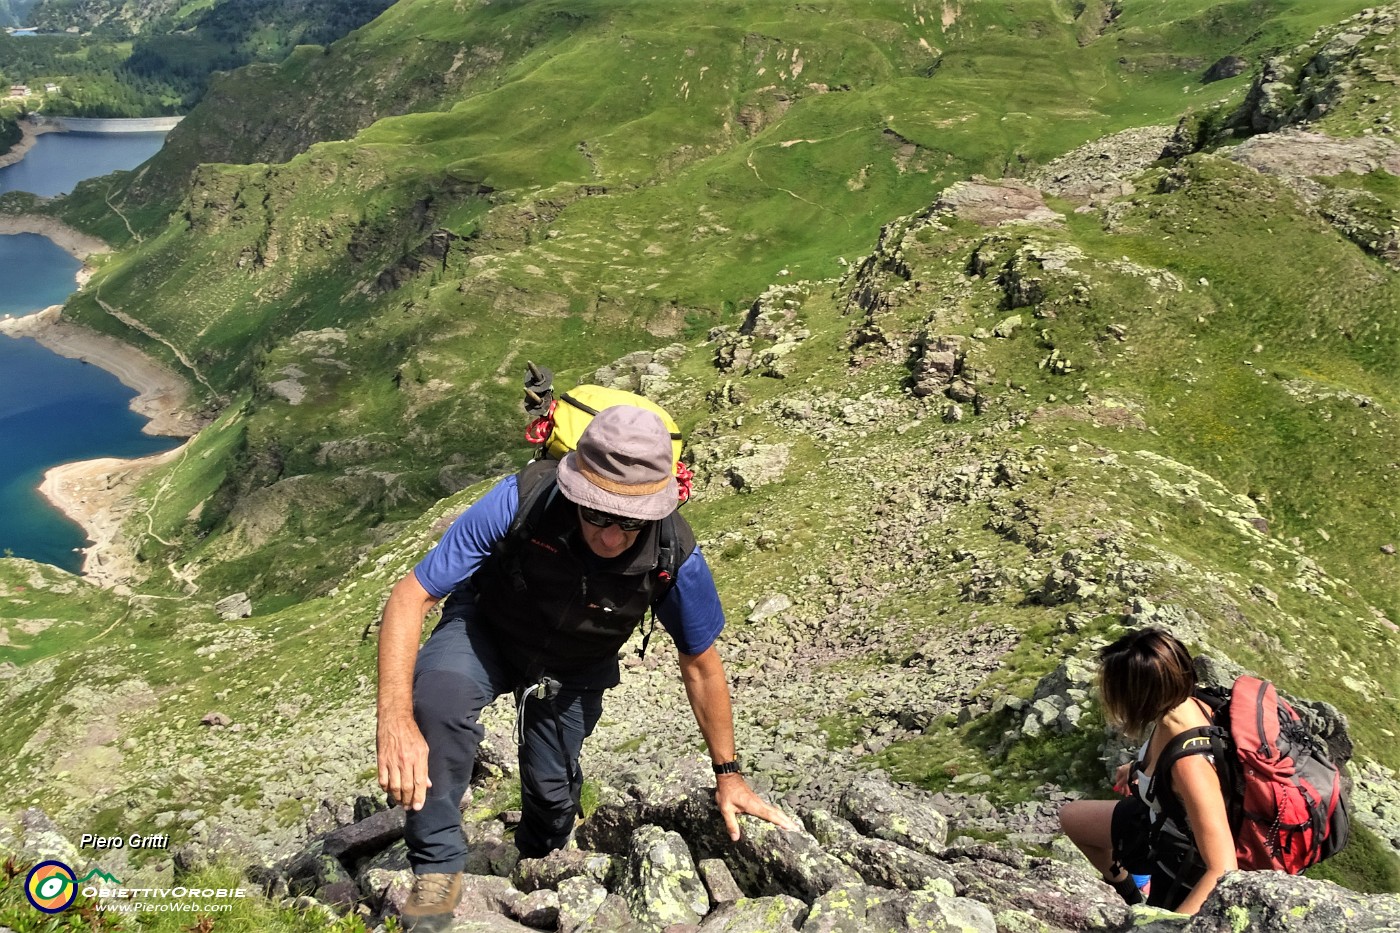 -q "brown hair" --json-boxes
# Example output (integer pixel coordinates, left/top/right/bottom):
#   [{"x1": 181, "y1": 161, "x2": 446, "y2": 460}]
[{"x1": 1097, "y1": 627, "x2": 1197, "y2": 739}]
